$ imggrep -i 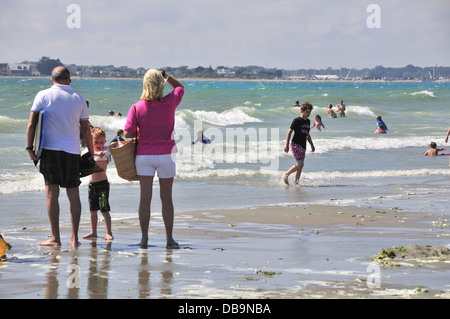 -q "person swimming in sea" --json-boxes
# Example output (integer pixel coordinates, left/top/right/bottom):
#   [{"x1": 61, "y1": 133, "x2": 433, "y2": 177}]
[{"x1": 374, "y1": 116, "x2": 387, "y2": 134}]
